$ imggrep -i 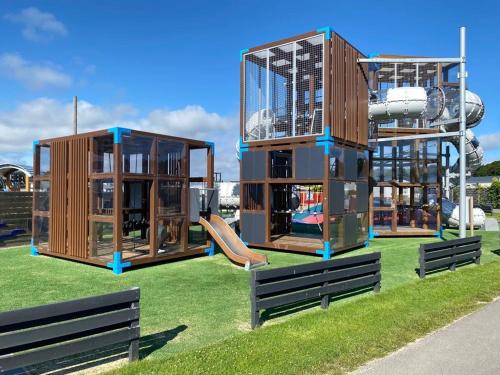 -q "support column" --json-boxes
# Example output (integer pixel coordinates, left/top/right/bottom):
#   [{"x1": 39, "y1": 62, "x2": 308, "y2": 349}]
[{"x1": 458, "y1": 26, "x2": 467, "y2": 238}]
